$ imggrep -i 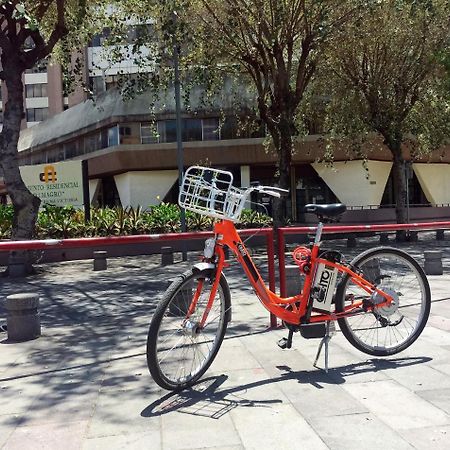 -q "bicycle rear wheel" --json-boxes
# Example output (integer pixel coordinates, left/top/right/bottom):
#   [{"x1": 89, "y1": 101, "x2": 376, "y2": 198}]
[
  {"x1": 147, "y1": 268, "x2": 231, "y2": 391},
  {"x1": 336, "y1": 247, "x2": 430, "y2": 356}
]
